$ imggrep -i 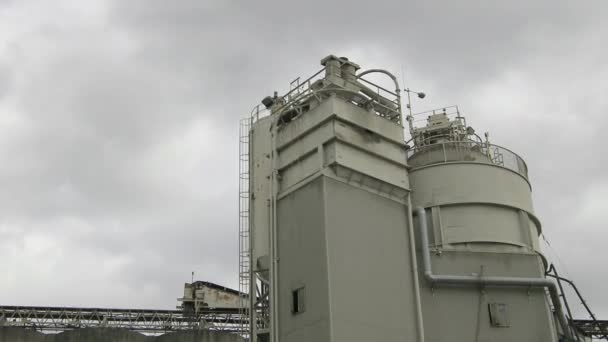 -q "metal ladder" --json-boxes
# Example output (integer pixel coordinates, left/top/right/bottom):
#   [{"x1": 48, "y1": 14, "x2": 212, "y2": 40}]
[
  {"x1": 492, "y1": 146, "x2": 504, "y2": 166},
  {"x1": 238, "y1": 118, "x2": 251, "y2": 338}
]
